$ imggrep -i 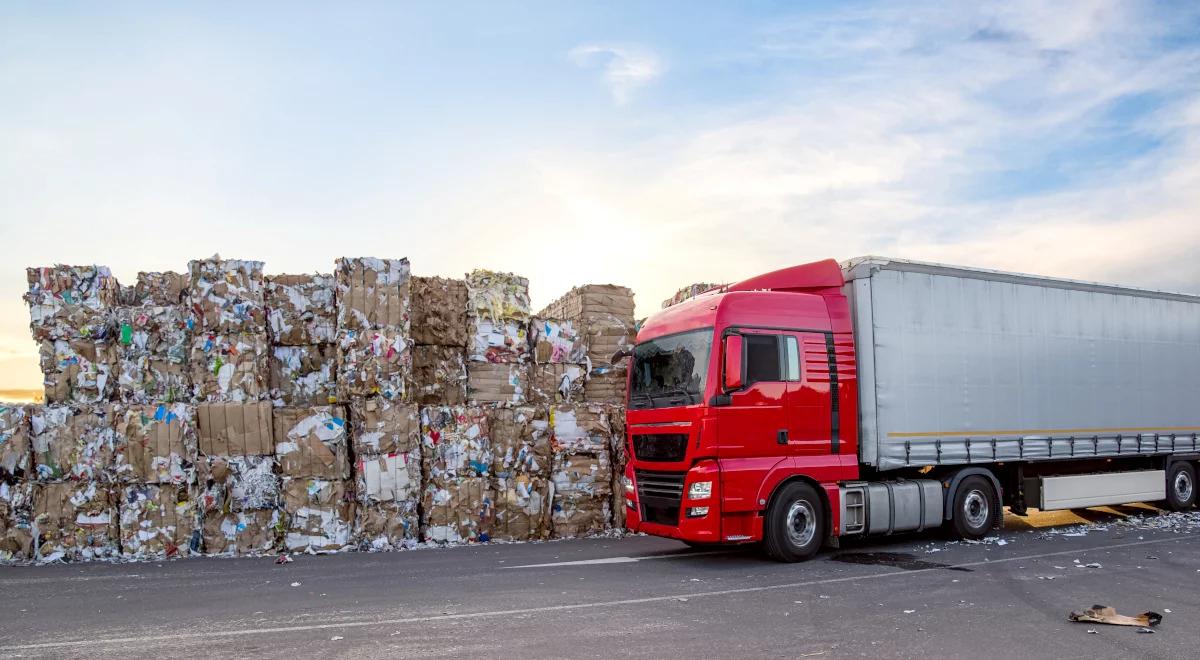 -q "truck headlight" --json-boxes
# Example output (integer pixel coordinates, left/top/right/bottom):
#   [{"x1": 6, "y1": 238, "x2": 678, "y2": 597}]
[
  {"x1": 688, "y1": 481, "x2": 712, "y2": 500},
  {"x1": 622, "y1": 475, "x2": 634, "y2": 491}
]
